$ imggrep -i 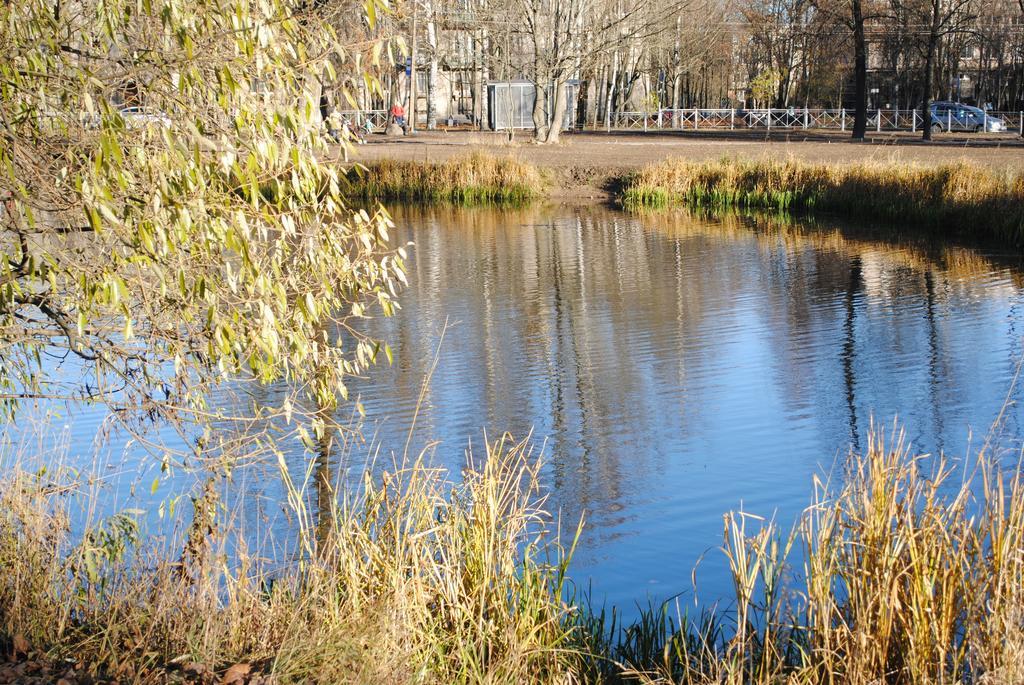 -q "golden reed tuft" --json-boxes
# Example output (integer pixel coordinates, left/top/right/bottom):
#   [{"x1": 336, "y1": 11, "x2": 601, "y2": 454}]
[
  {"x1": 621, "y1": 157, "x2": 1024, "y2": 245},
  {"x1": 3, "y1": 425, "x2": 1024, "y2": 683},
  {"x1": 340, "y1": 152, "x2": 545, "y2": 205}
]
